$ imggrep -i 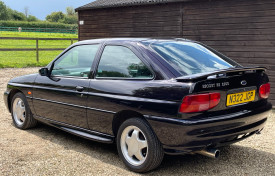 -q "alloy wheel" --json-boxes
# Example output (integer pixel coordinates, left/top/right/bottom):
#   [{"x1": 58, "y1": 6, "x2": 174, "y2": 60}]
[
  {"x1": 12, "y1": 97, "x2": 26, "y2": 126},
  {"x1": 120, "y1": 125, "x2": 148, "y2": 166}
]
